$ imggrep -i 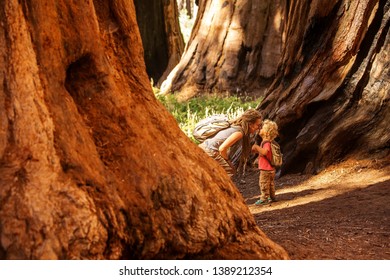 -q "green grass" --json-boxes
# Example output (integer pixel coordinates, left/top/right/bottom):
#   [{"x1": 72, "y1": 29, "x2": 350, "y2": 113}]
[
  {"x1": 155, "y1": 91, "x2": 262, "y2": 142},
  {"x1": 166, "y1": 8, "x2": 262, "y2": 141}
]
